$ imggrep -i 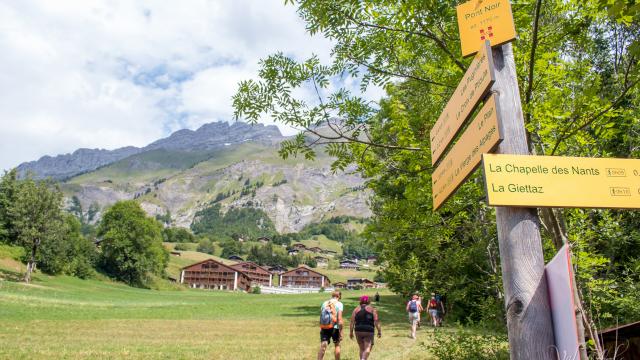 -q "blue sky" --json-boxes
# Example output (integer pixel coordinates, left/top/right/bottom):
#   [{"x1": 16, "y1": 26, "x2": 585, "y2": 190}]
[{"x1": 0, "y1": 0, "x2": 384, "y2": 170}]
